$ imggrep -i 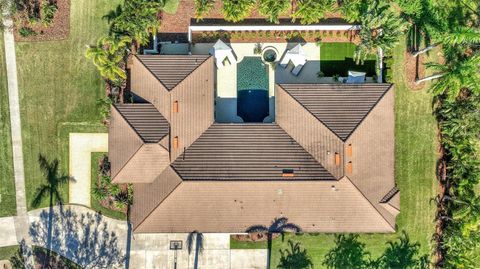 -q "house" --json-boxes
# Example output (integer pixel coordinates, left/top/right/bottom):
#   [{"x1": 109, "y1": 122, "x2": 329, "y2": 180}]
[{"x1": 109, "y1": 54, "x2": 399, "y2": 233}]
